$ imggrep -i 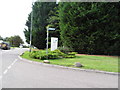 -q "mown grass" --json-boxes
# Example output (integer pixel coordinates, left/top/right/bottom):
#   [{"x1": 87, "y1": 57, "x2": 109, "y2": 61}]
[{"x1": 21, "y1": 51, "x2": 119, "y2": 72}]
